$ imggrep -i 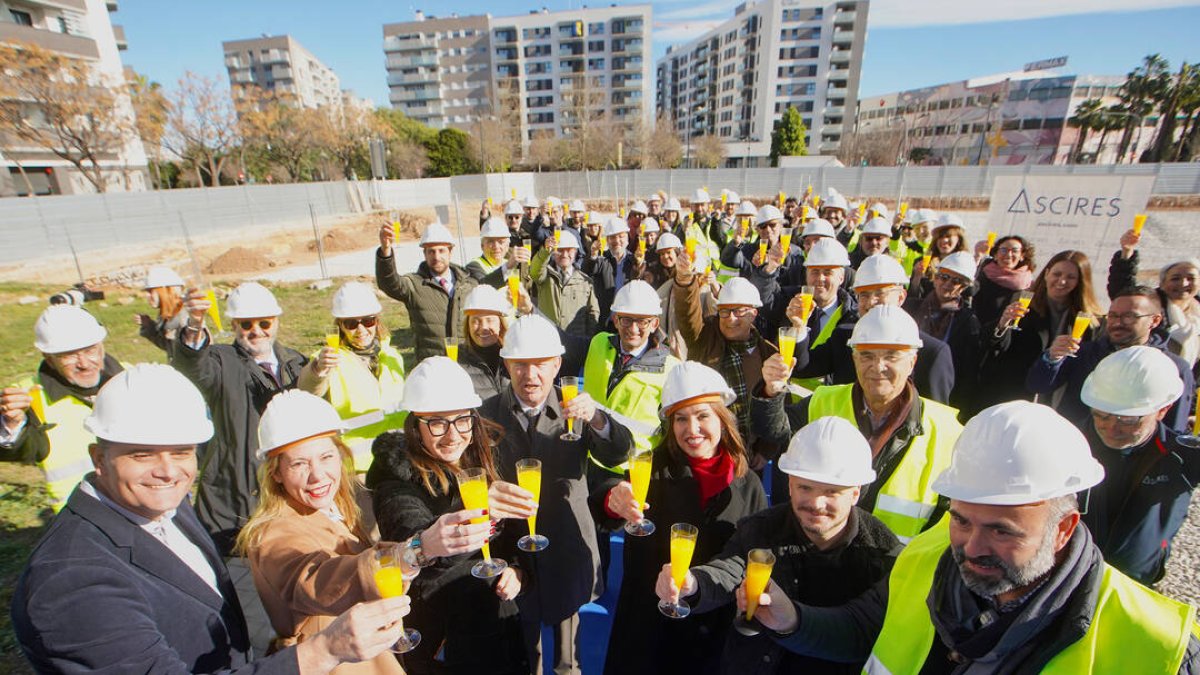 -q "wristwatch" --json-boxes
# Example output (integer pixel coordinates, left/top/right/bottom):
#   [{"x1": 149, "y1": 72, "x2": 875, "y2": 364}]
[{"x1": 403, "y1": 535, "x2": 436, "y2": 569}]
